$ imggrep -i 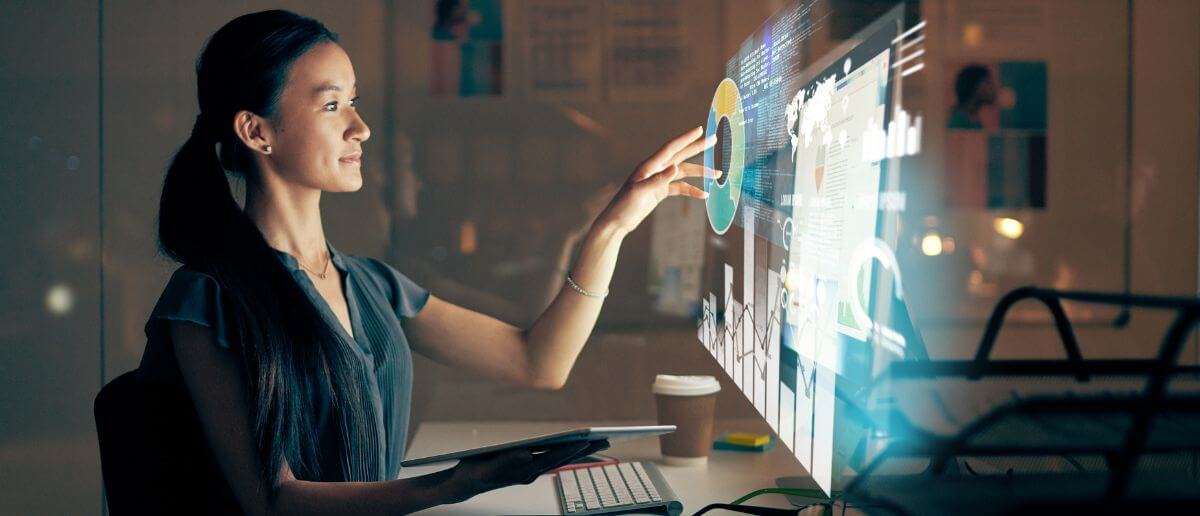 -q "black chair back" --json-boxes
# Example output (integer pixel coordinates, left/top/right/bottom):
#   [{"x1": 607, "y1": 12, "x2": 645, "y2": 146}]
[{"x1": 94, "y1": 370, "x2": 242, "y2": 515}]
